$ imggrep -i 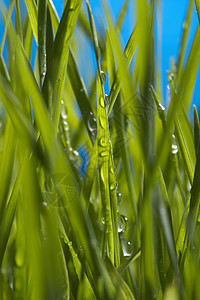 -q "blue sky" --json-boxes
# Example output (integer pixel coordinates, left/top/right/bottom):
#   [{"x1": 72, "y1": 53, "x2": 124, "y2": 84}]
[{"x1": 0, "y1": 0, "x2": 199, "y2": 108}]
